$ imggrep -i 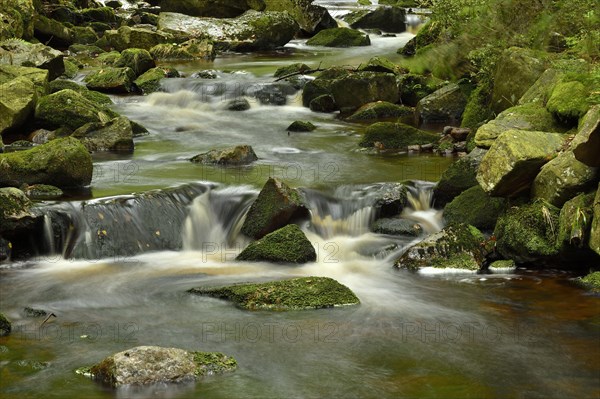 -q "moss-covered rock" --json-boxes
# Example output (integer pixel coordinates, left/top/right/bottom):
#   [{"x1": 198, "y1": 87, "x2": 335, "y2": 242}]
[
  {"x1": 359, "y1": 122, "x2": 439, "y2": 150},
  {"x1": 264, "y1": 0, "x2": 336, "y2": 36},
  {"x1": 476, "y1": 129, "x2": 565, "y2": 197},
  {"x1": 576, "y1": 271, "x2": 600, "y2": 293},
  {"x1": 0, "y1": 65, "x2": 48, "y2": 98},
  {"x1": 0, "y1": 137, "x2": 92, "y2": 188},
  {"x1": 371, "y1": 217, "x2": 423, "y2": 236},
  {"x1": 0, "y1": 76, "x2": 36, "y2": 135},
  {"x1": 189, "y1": 276, "x2": 359, "y2": 310},
  {"x1": 494, "y1": 200, "x2": 560, "y2": 263},
  {"x1": 358, "y1": 56, "x2": 400, "y2": 74},
  {"x1": 556, "y1": 192, "x2": 595, "y2": 251},
  {"x1": 35, "y1": 89, "x2": 117, "y2": 130},
  {"x1": 433, "y1": 148, "x2": 486, "y2": 206},
  {"x1": 546, "y1": 81, "x2": 590, "y2": 123},
  {"x1": 396, "y1": 73, "x2": 445, "y2": 107},
  {"x1": 287, "y1": 121, "x2": 316, "y2": 132},
  {"x1": 518, "y1": 68, "x2": 562, "y2": 106},
  {"x1": 531, "y1": 151, "x2": 598, "y2": 207},
  {"x1": 590, "y1": 184, "x2": 600, "y2": 256},
  {"x1": 22, "y1": 184, "x2": 63, "y2": 200},
  {"x1": 274, "y1": 63, "x2": 311, "y2": 78},
  {"x1": 190, "y1": 145, "x2": 258, "y2": 166},
  {"x1": 86, "y1": 346, "x2": 236, "y2": 387},
  {"x1": 134, "y1": 67, "x2": 179, "y2": 94},
  {"x1": 0, "y1": 39, "x2": 64, "y2": 80},
  {"x1": 84, "y1": 67, "x2": 137, "y2": 93},
  {"x1": 0, "y1": 0, "x2": 34, "y2": 41},
  {"x1": 48, "y1": 80, "x2": 113, "y2": 106},
  {"x1": 72, "y1": 26, "x2": 98, "y2": 45},
  {"x1": 149, "y1": 39, "x2": 215, "y2": 60},
  {"x1": 61, "y1": 58, "x2": 79, "y2": 79},
  {"x1": 102, "y1": 25, "x2": 172, "y2": 52},
  {"x1": 443, "y1": 185, "x2": 506, "y2": 231},
  {"x1": 309, "y1": 94, "x2": 336, "y2": 113},
  {"x1": 236, "y1": 224, "x2": 316, "y2": 264},
  {"x1": 344, "y1": 6, "x2": 406, "y2": 33},
  {"x1": 330, "y1": 71, "x2": 398, "y2": 112},
  {"x1": 80, "y1": 7, "x2": 117, "y2": 23},
  {"x1": 398, "y1": 19, "x2": 442, "y2": 56},
  {"x1": 416, "y1": 83, "x2": 468, "y2": 124},
  {"x1": 347, "y1": 101, "x2": 413, "y2": 122},
  {"x1": 491, "y1": 47, "x2": 548, "y2": 113},
  {"x1": 488, "y1": 259, "x2": 517, "y2": 271},
  {"x1": 158, "y1": 0, "x2": 263, "y2": 18},
  {"x1": 240, "y1": 177, "x2": 308, "y2": 239},
  {"x1": 72, "y1": 116, "x2": 134, "y2": 153},
  {"x1": 474, "y1": 103, "x2": 564, "y2": 148},
  {"x1": 0, "y1": 187, "x2": 34, "y2": 233},
  {"x1": 68, "y1": 43, "x2": 105, "y2": 56},
  {"x1": 572, "y1": 105, "x2": 600, "y2": 167},
  {"x1": 394, "y1": 223, "x2": 486, "y2": 271},
  {"x1": 114, "y1": 48, "x2": 155, "y2": 77},
  {"x1": 0, "y1": 313, "x2": 11, "y2": 336},
  {"x1": 461, "y1": 83, "x2": 493, "y2": 130},
  {"x1": 306, "y1": 27, "x2": 370, "y2": 47},
  {"x1": 33, "y1": 14, "x2": 74, "y2": 48}
]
